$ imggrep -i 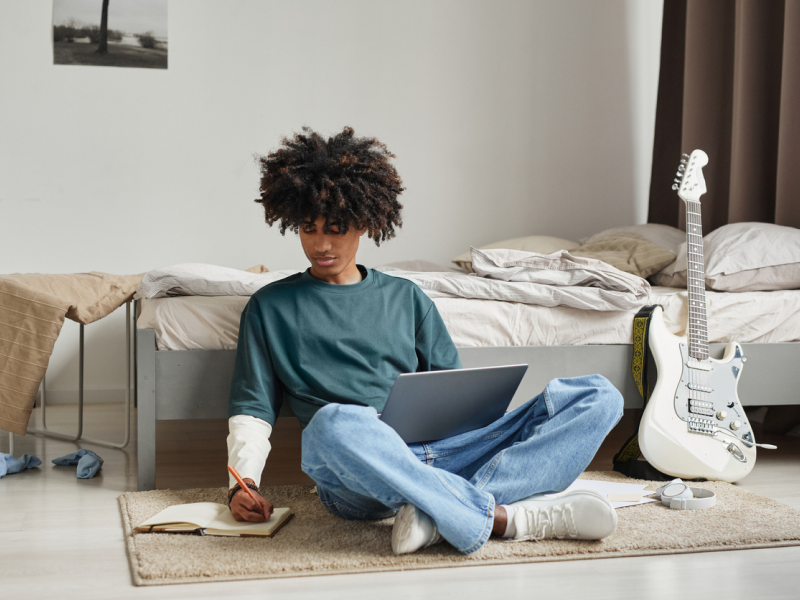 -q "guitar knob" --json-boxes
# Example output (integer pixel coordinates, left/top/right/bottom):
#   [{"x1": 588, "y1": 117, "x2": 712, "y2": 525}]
[
  {"x1": 730, "y1": 421, "x2": 742, "y2": 430},
  {"x1": 672, "y1": 184, "x2": 679, "y2": 190},
  {"x1": 716, "y1": 411, "x2": 727, "y2": 420}
]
